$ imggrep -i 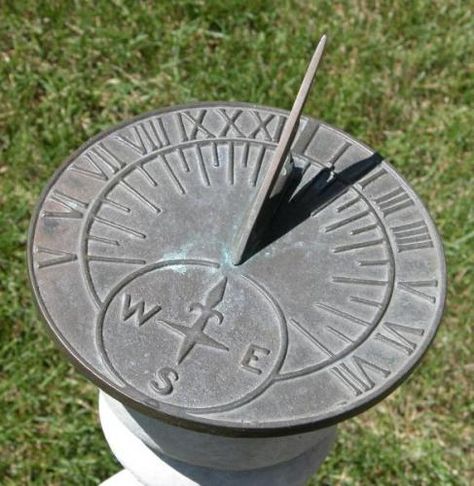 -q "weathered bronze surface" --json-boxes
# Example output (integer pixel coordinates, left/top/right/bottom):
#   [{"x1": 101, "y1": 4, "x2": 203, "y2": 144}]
[{"x1": 28, "y1": 100, "x2": 446, "y2": 437}]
